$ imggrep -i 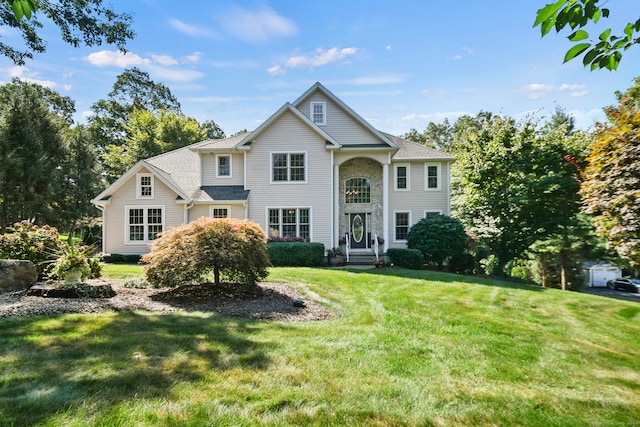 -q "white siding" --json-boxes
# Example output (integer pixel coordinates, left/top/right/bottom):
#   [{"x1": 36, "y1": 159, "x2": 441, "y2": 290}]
[
  {"x1": 300, "y1": 92, "x2": 385, "y2": 146},
  {"x1": 201, "y1": 152, "x2": 244, "y2": 186},
  {"x1": 387, "y1": 161, "x2": 451, "y2": 249},
  {"x1": 103, "y1": 167, "x2": 184, "y2": 255},
  {"x1": 188, "y1": 204, "x2": 246, "y2": 221},
  {"x1": 244, "y1": 110, "x2": 334, "y2": 246}
]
